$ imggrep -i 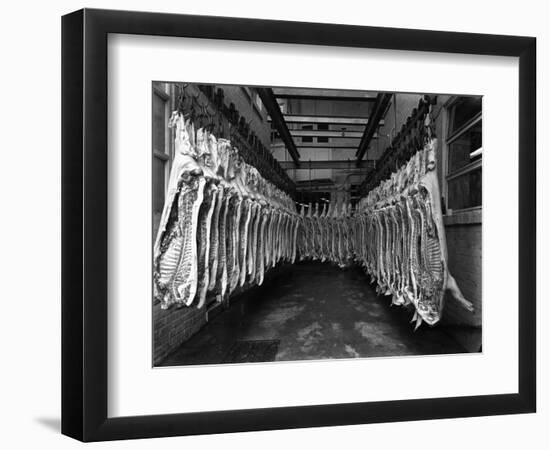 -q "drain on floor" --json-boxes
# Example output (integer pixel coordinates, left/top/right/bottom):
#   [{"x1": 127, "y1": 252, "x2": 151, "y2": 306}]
[{"x1": 222, "y1": 339, "x2": 280, "y2": 363}]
